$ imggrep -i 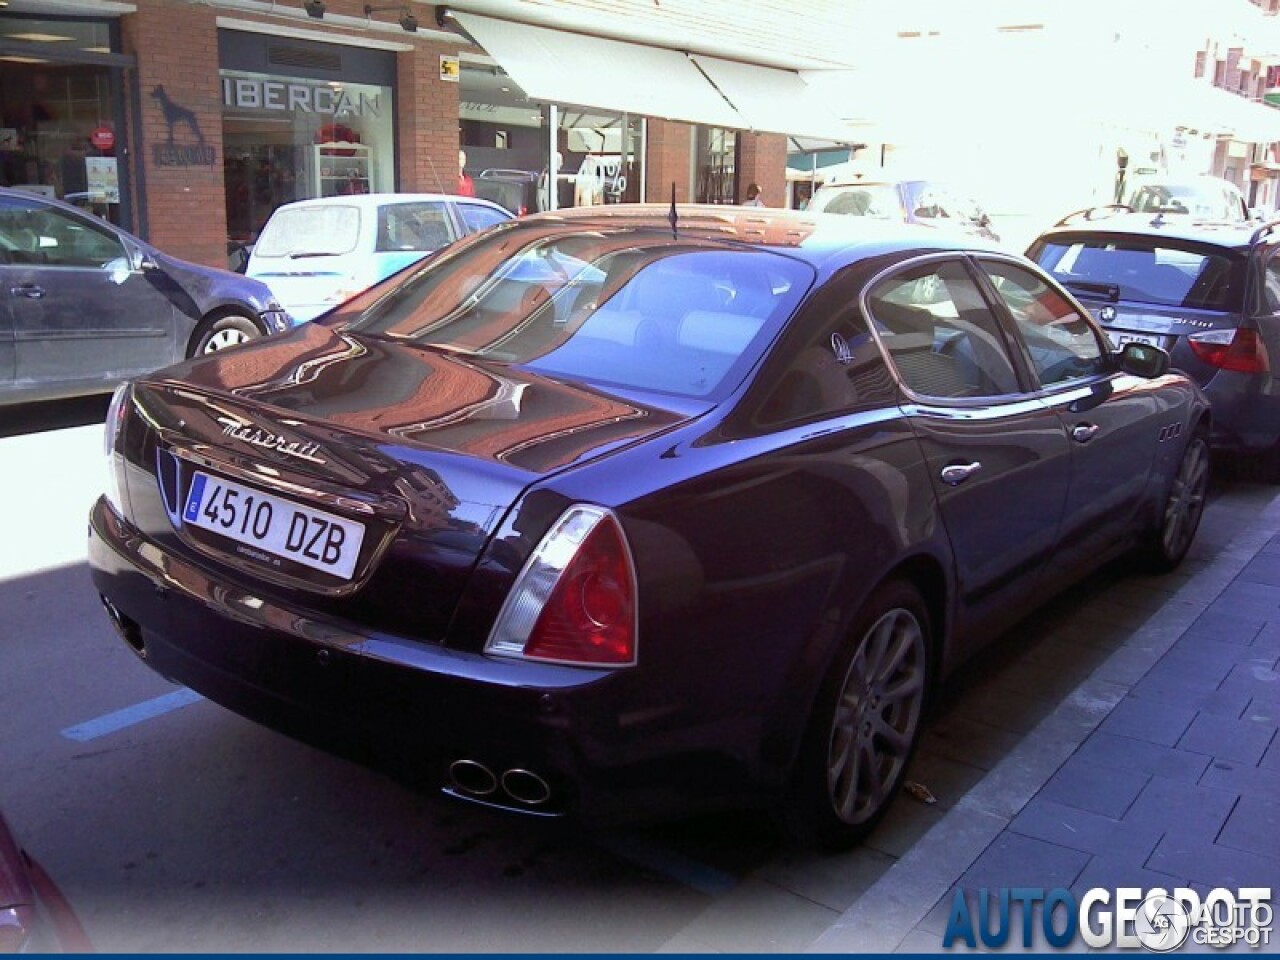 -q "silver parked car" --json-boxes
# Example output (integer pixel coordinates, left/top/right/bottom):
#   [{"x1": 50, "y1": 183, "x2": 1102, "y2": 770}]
[{"x1": 0, "y1": 187, "x2": 289, "y2": 406}]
